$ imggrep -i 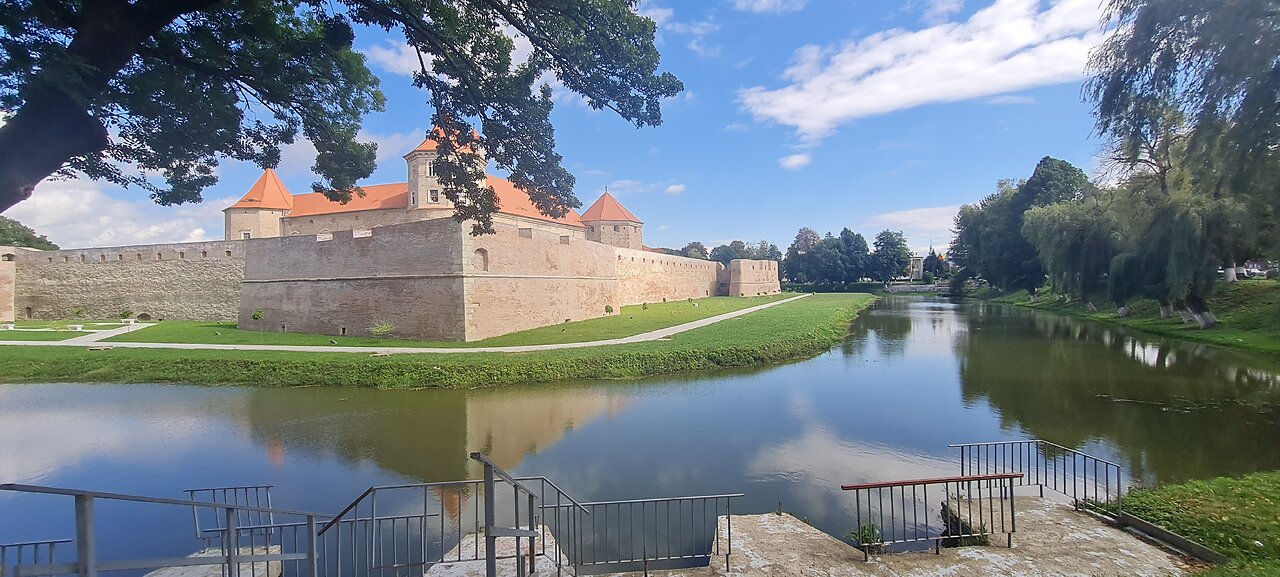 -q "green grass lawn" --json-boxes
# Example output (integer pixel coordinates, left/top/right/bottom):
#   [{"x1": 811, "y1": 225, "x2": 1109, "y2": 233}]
[
  {"x1": 0, "y1": 330, "x2": 91, "y2": 341},
  {"x1": 1124, "y1": 471, "x2": 1280, "y2": 576},
  {"x1": 14, "y1": 319, "x2": 126, "y2": 329},
  {"x1": 103, "y1": 294, "x2": 793, "y2": 348},
  {"x1": 974, "y1": 280, "x2": 1280, "y2": 356},
  {"x1": 0, "y1": 293, "x2": 874, "y2": 388}
]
